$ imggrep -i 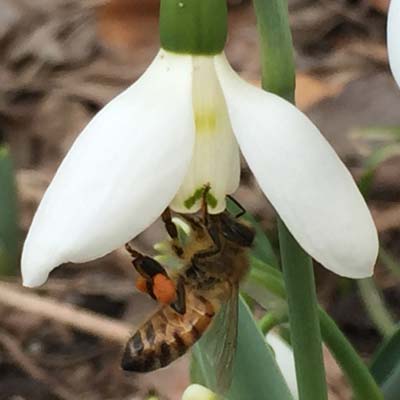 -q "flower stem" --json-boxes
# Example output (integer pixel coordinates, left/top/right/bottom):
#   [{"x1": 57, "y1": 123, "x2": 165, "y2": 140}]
[
  {"x1": 0, "y1": 146, "x2": 19, "y2": 276},
  {"x1": 318, "y1": 311, "x2": 384, "y2": 400},
  {"x1": 159, "y1": 0, "x2": 227, "y2": 55},
  {"x1": 278, "y1": 221, "x2": 328, "y2": 400},
  {"x1": 259, "y1": 308, "x2": 288, "y2": 334},
  {"x1": 247, "y1": 261, "x2": 384, "y2": 400},
  {"x1": 358, "y1": 277, "x2": 396, "y2": 338},
  {"x1": 253, "y1": 0, "x2": 295, "y2": 103},
  {"x1": 252, "y1": 0, "x2": 329, "y2": 396},
  {"x1": 379, "y1": 246, "x2": 400, "y2": 280}
]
